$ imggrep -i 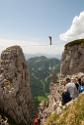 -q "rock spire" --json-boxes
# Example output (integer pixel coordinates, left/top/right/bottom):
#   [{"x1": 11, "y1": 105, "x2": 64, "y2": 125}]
[{"x1": 0, "y1": 45, "x2": 35, "y2": 125}]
